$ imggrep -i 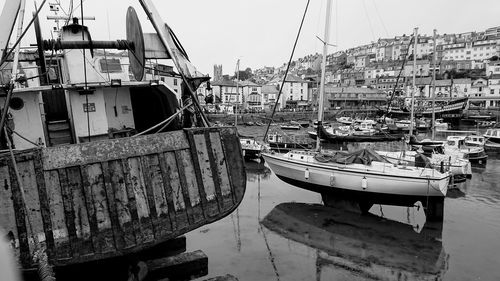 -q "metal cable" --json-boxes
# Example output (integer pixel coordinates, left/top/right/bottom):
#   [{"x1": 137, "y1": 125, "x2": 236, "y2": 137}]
[{"x1": 263, "y1": 0, "x2": 311, "y2": 141}]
